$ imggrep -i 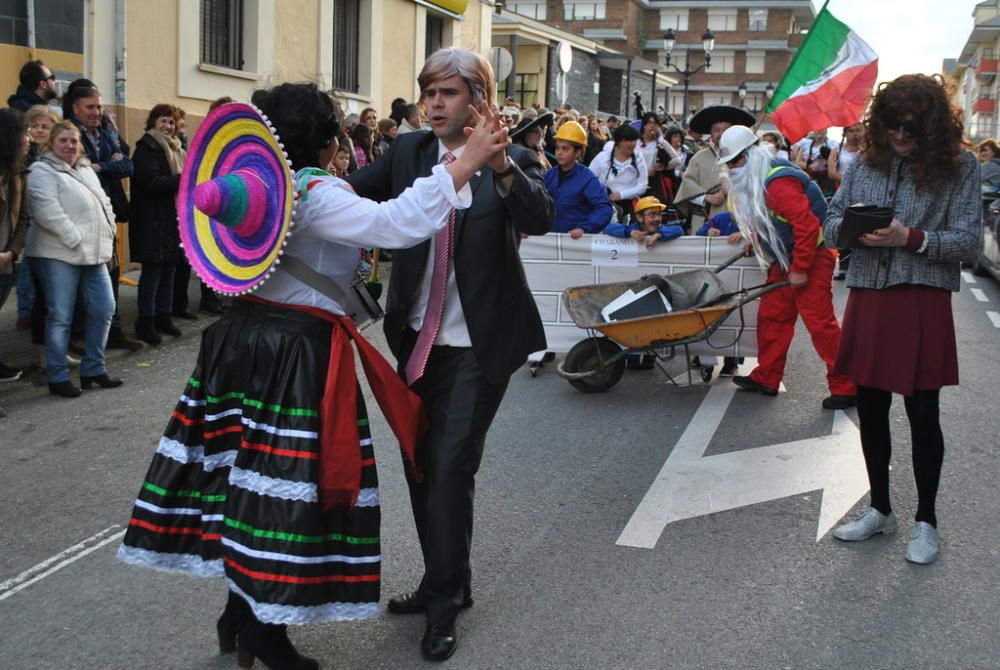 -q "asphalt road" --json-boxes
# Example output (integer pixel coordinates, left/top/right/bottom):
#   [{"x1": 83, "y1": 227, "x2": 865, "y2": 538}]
[{"x1": 1, "y1": 273, "x2": 998, "y2": 670}]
